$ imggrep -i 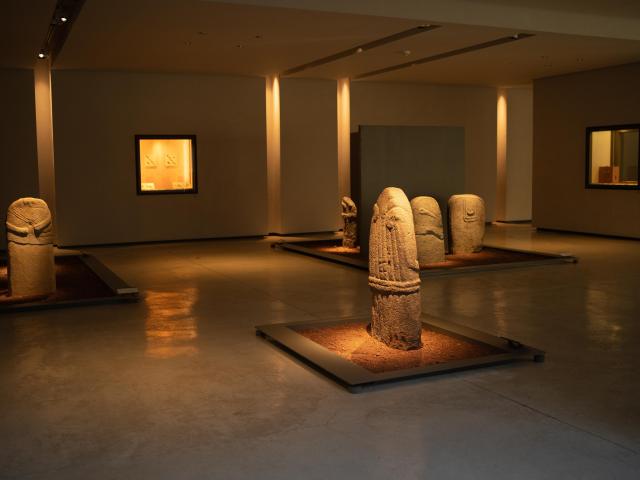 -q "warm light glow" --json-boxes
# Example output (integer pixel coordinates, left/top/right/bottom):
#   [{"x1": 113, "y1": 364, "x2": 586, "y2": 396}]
[
  {"x1": 591, "y1": 130, "x2": 612, "y2": 184},
  {"x1": 336, "y1": 78, "x2": 351, "y2": 202},
  {"x1": 496, "y1": 89, "x2": 508, "y2": 220},
  {"x1": 34, "y1": 60, "x2": 56, "y2": 221},
  {"x1": 145, "y1": 289, "x2": 199, "y2": 359},
  {"x1": 60, "y1": 17, "x2": 68, "y2": 22},
  {"x1": 138, "y1": 138, "x2": 194, "y2": 192},
  {"x1": 265, "y1": 75, "x2": 282, "y2": 233}
]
